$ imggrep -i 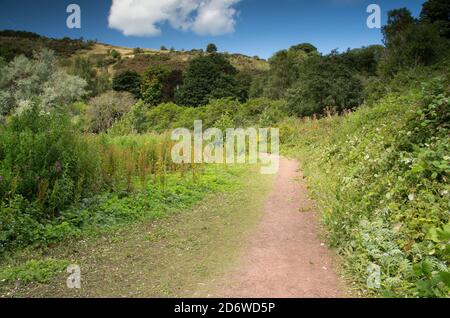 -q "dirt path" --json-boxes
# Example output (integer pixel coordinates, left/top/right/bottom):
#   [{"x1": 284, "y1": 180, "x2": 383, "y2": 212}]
[{"x1": 216, "y1": 157, "x2": 345, "y2": 298}]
